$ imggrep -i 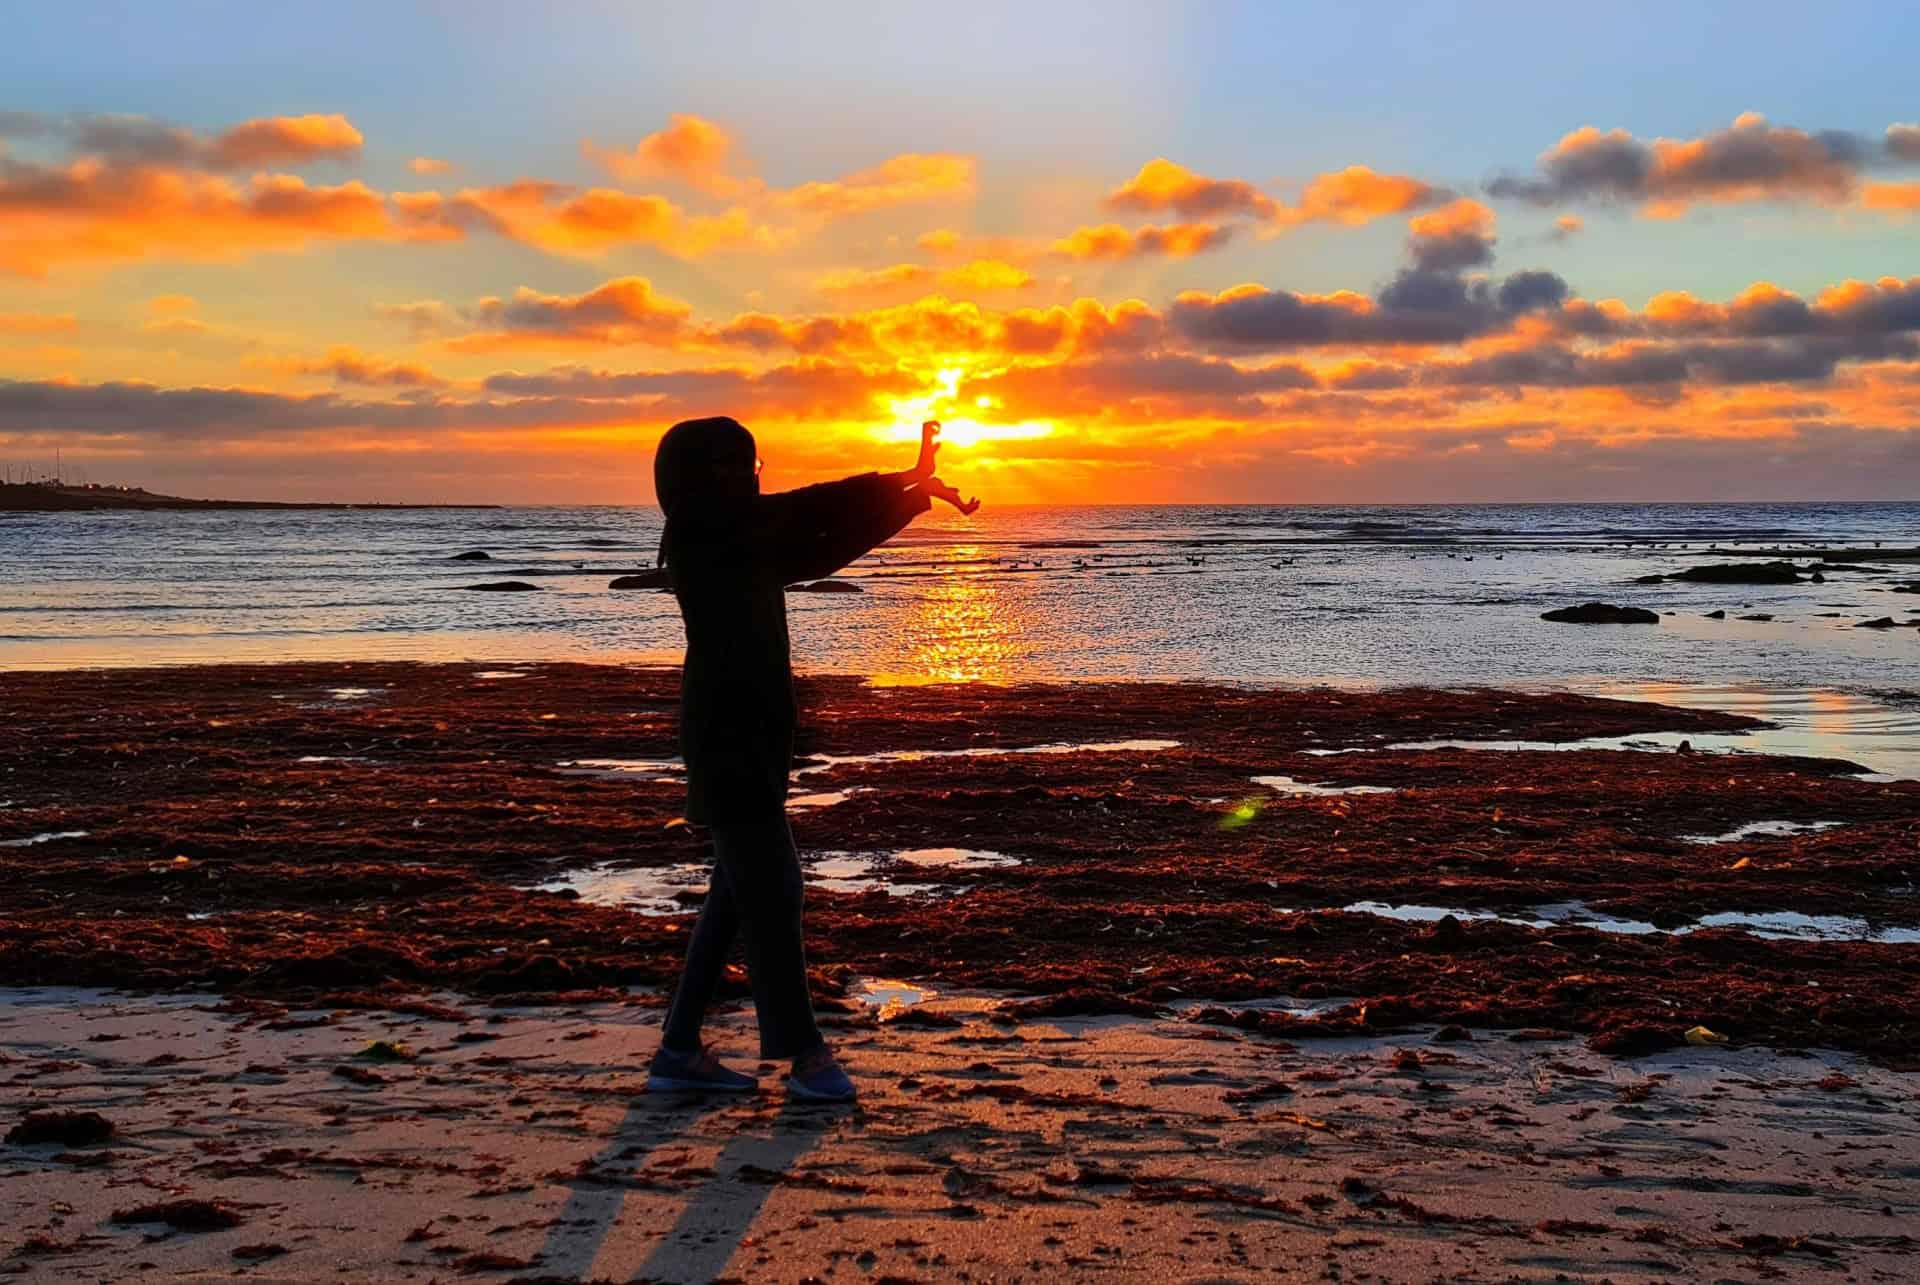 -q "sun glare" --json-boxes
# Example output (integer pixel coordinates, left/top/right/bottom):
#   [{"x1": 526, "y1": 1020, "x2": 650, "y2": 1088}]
[{"x1": 882, "y1": 366, "x2": 1057, "y2": 449}]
